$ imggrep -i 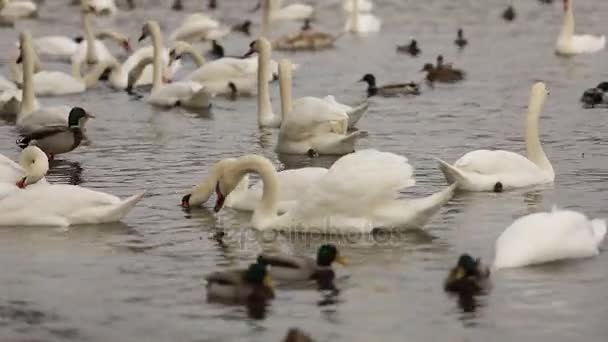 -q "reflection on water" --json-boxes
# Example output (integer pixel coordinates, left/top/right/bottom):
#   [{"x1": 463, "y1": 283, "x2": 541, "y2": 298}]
[{"x1": 47, "y1": 160, "x2": 83, "y2": 185}]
